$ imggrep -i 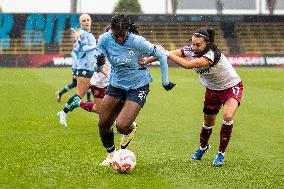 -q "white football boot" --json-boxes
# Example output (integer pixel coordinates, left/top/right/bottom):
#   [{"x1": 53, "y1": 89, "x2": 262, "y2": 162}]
[
  {"x1": 57, "y1": 111, "x2": 67, "y2": 127},
  {"x1": 99, "y1": 151, "x2": 115, "y2": 166}
]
